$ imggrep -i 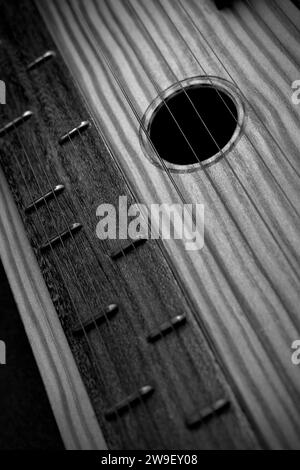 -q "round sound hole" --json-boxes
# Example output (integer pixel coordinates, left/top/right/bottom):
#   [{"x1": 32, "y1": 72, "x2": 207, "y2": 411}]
[{"x1": 141, "y1": 78, "x2": 244, "y2": 171}]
